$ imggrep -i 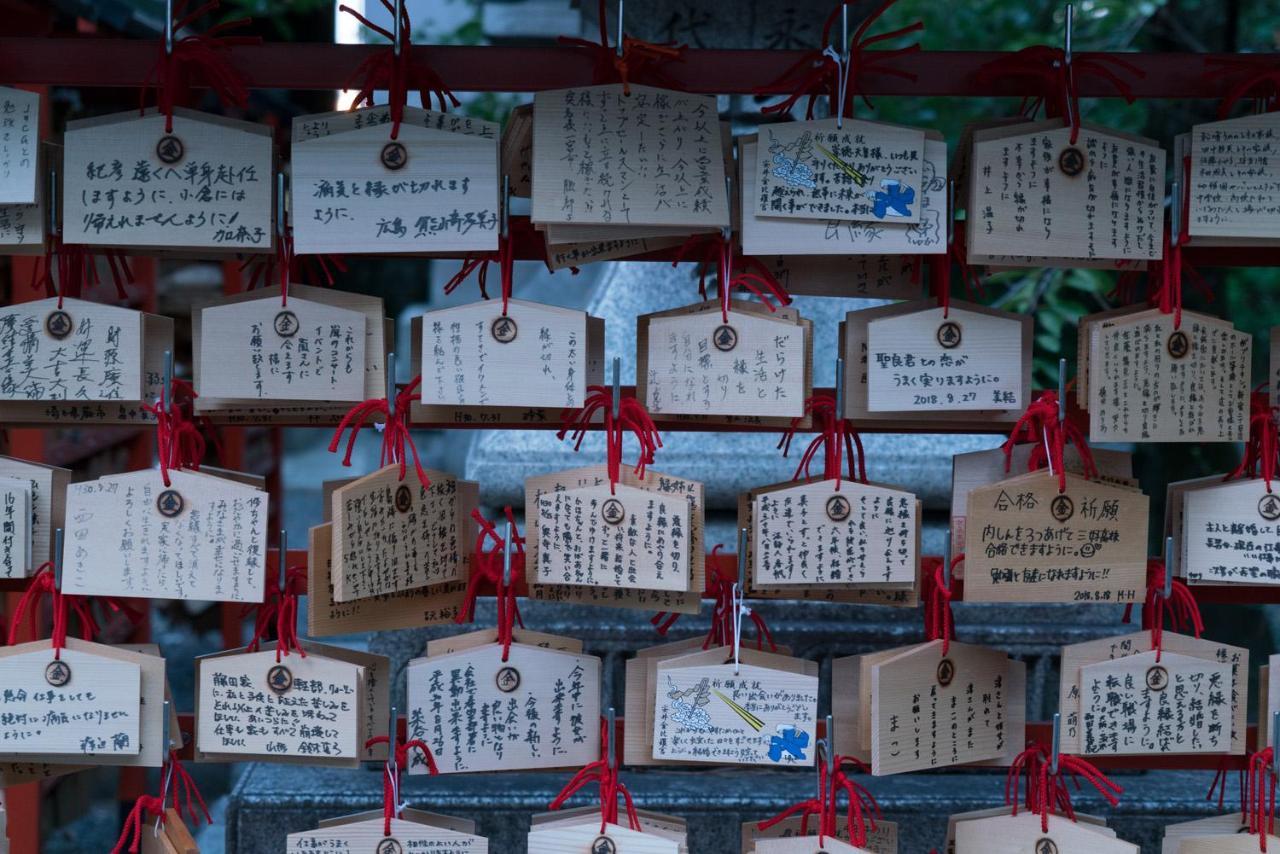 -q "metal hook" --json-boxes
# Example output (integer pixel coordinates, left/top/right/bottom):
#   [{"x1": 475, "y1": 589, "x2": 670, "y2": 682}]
[
  {"x1": 164, "y1": 0, "x2": 174, "y2": 56},
  {"x1": 721, "y1": 174, "x2": 733, "y2": 243},
  {"x1": 47, "y1": 165, "x2": 58, "y2": 238},
  {"x1": 1057, "y1": 357, "x2": 1066, "y2": 425},
  {"x1": 278, "y1": 529, "x2": 288, "y2": 595},
  {"x1": 500, "y1": 175, "x2": 511, "y2": 240},
  {"x1": 502, "y1": 521, "x2": 513, "y2": 589},
  {"x1": 736, "y1": 526, "x2": 748, "y2": 592},
  {"x1": 835, "y1": 357, "x2": 846, "y2": 425},
  {"x1": 942, "y1": 529, "x2": 952, "y2": 591},
  {"x1": 946, "y1": 179, "x2": 956, "y2": 247},
  {"x1": 1050, "y1": 711, "x2": 1061, "y2": 775},
  {"x1": 162, "y1": 350, "x2": 173, "y2": 410},
  {"x1": 392, "y1": 0, "x2": 404, "y2": 58},
  {"x1": 1170, "y1": 177, "x2": 1182, "y2": 247},
  {"x1": 276, "y1": 172, "x2": 286, "y2": 240},
  {"x1": 1273, "y1": 710, "x2": 1280, "y2": 774},
  {"x1": 611, "y1": 357, "x2": 621, "y2": 421},
  {"x1": 155, "y1": 698, "x2": 174, "y2": 836},
  {"x1": 825, "y1": 714, "x2": 835, "y2": 777},
  {"x1": 386, "y1": 351, "x2": 397, "y2": 418},
  {"x1": 606, "y1": 706, "x2": 617, "y2": 770},
  {"x1": 1163, "y1": 535, "x2": 1175, "y2": 600},
  {"x1": 615, "y1": 0, "x2": 625, "y2": 56},
  {"x1": 1063, "y1": 4, "x2": 1074, "y2": 67},
  {"x1": 53, "y1": 528, "x2": 63, "y2": 591},
  {"x1": 387, "y1": 703, "x2": 399, "y2": 783}
]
